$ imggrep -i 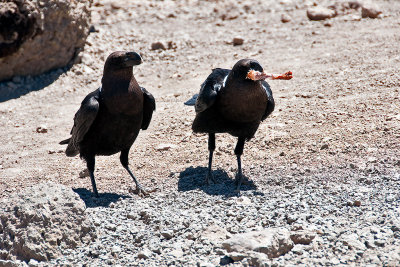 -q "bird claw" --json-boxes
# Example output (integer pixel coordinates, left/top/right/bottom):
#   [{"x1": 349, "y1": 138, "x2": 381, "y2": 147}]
[
  {"x1": 234, "y1": 177, "x2": 252, "y2": 186},
  {"x1": 234, "y1": 173, "x2": 251, "y2": 192},
  {"x1": 129, "y1": 186, "x2": 150, "y2": 197},
  {"x1": 205, "y1": 172, "x2": 216, "y2": 185}
]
